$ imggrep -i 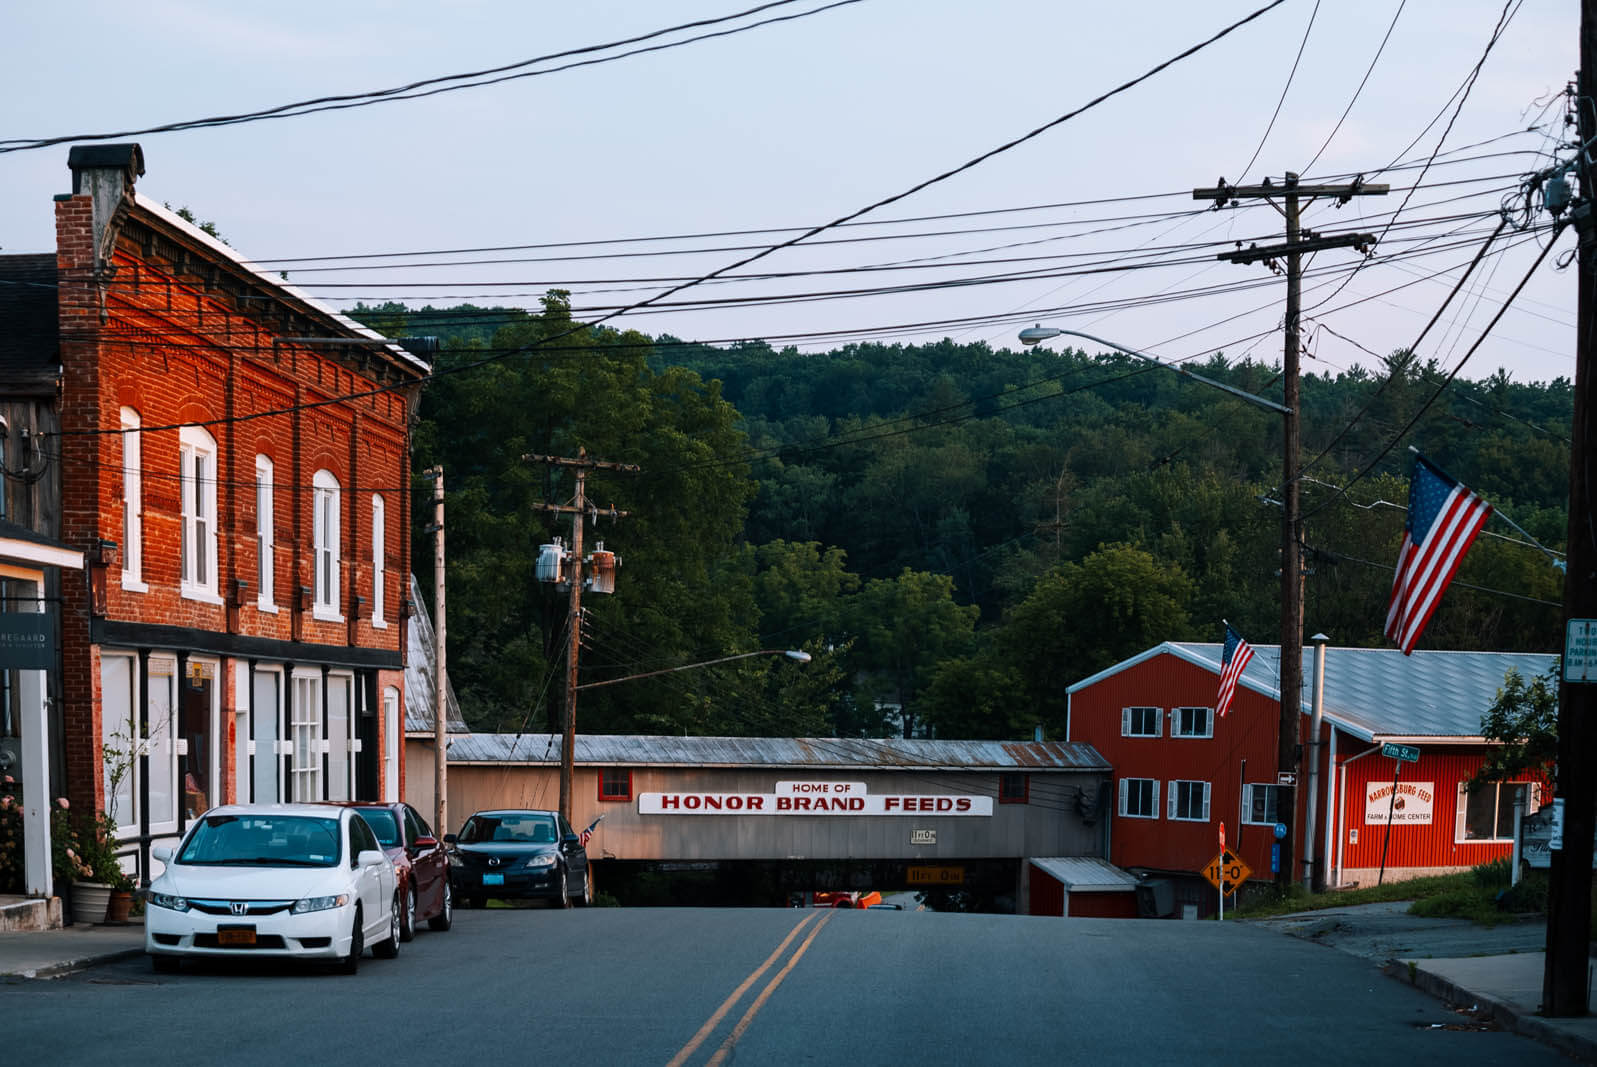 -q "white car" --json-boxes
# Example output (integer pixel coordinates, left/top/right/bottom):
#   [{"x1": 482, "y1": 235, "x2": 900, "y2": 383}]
[{"x1": 145, "y1": 803, "x2": 400, "y2": 974}]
